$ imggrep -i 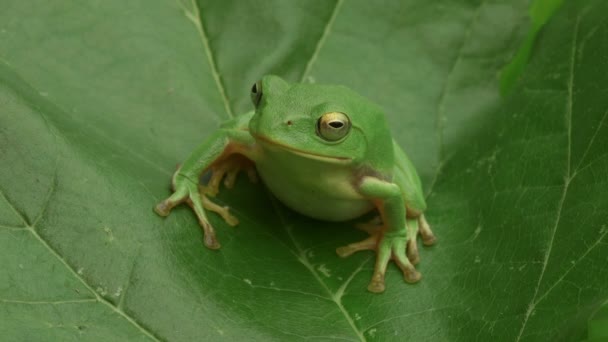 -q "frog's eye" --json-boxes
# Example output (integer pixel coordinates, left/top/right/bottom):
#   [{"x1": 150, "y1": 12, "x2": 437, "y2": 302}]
[
  {"x1": 251, "y1": 81, "x2": 263, "y2": 107},
  {"x1": 317, "y1": 112, "x2": 351, "y2": 141}
]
